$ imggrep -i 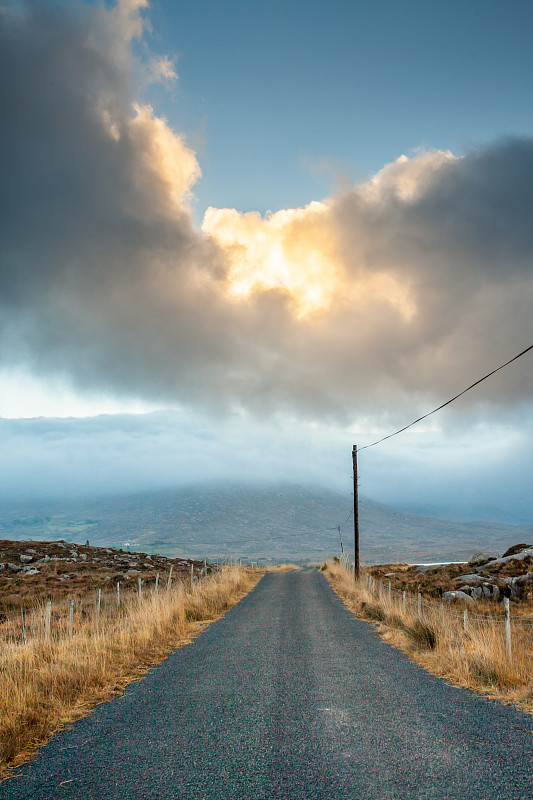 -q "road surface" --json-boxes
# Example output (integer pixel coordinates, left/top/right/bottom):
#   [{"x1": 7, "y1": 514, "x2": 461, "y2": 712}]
[{"x1": 2, "y1": 569, "x2": 532, "y2": 799}]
